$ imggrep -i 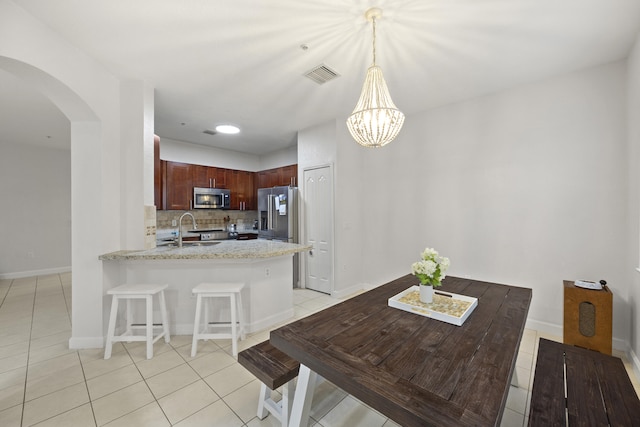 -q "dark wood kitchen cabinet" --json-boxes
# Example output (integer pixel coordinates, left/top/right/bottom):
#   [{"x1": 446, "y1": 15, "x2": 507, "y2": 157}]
[
  {"x1": 163, "y1": 161, "x2": 193, "y2": 210},
  {"x1": 192, "y1": 164, "x2": 227, "y2": 189},
  {"x1": 158, "y1": 160, "x2": 295, "y2": 211},
  {"x1": 256, "y1": 164, "x2": 298, "y2": 188},
  {"x1": 228, "y1": 169, "x2": 255, "y2": 210},
  {"x1": 154, "y1": 135, "x2": 163, "y2": 210},
  {"x1": 280, "y1": 164, "x2": 297, "y2": 186},
  {"x1": 192, "y1": 164, "x2": 211, "y2": 189}
]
